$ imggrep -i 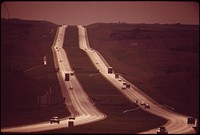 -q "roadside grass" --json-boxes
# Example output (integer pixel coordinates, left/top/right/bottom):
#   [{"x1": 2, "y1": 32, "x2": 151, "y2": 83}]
[
  {"x1": 39, "y1": 26, "x2": 167, "y2": 134},
  {"x1": 1, "y1": 19, "x2": 70, "y2": 127},
  {"x1": 86, "y1": 23, "x2": 199, "y2": 118},
  {"x1": 41, "y1": 109, "x2": 165, "y2": 134}
]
